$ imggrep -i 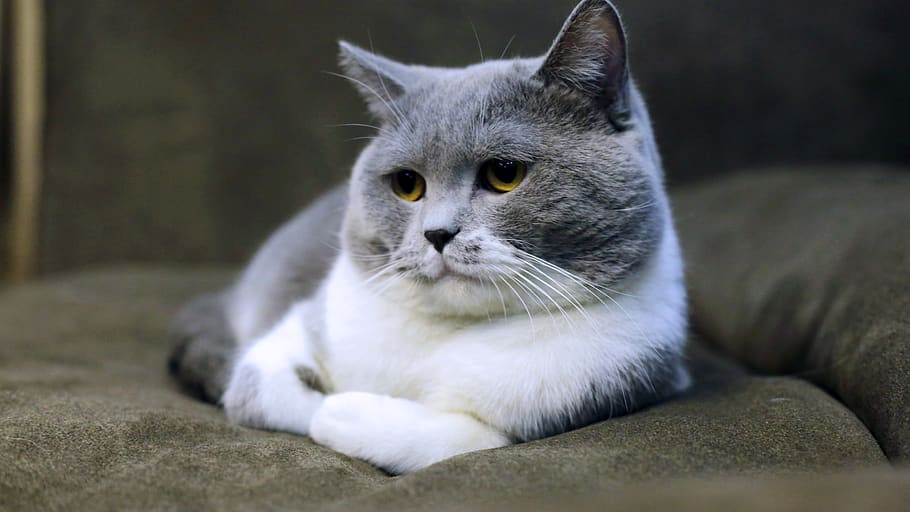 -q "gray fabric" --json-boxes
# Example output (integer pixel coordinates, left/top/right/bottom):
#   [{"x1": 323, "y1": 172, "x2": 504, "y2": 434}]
[
  {"x1": 674, "y1": 164, "x2": 910, "y2": 459},
  {"x1": 38, "y1": 0, "x2": 910, "y2": 274},
  {"x1": 444, "y1": 471, "x2": 910, "y2": 512},
  {"x1": 0, "y1": 267, "x2": 889, "y2": 511}
]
